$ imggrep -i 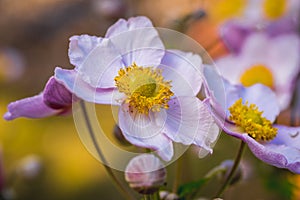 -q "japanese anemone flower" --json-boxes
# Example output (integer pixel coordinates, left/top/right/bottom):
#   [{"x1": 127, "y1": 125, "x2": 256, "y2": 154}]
[
  {"x1": 204, "y1": 66, "x2": 300, "y2": 173},
  {"x1": 214, "y1": 32, "x2": 300, "y2": 110},
  {"x1": 53, "y1": 16, "x2": 220, "y2": 161}
]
